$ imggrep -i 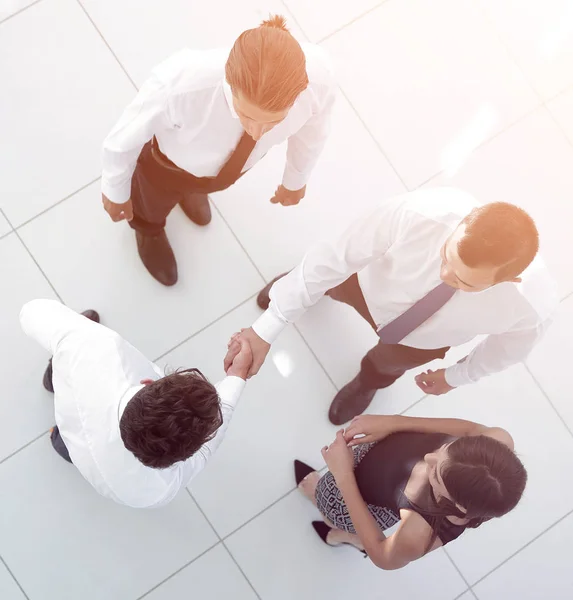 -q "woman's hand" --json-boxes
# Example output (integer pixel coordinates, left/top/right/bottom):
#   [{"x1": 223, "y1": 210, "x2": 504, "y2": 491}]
[
  {"x1": 344, "y1": 415, "x2": 398, "y2": 447},
  {"x1": 322, "y1": 429, "x2": 355, "y2": 484}
]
